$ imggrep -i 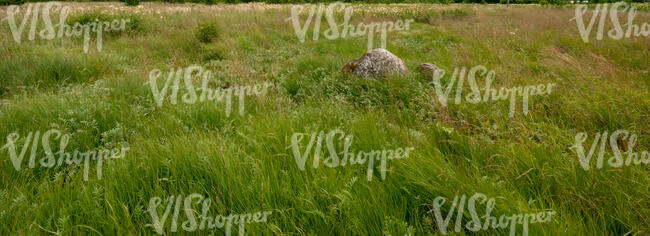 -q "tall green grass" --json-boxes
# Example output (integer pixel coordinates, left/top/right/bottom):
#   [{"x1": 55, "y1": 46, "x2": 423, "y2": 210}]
[{"x1": 0, "y1": 3, "x2": 648, "y2": 235}]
